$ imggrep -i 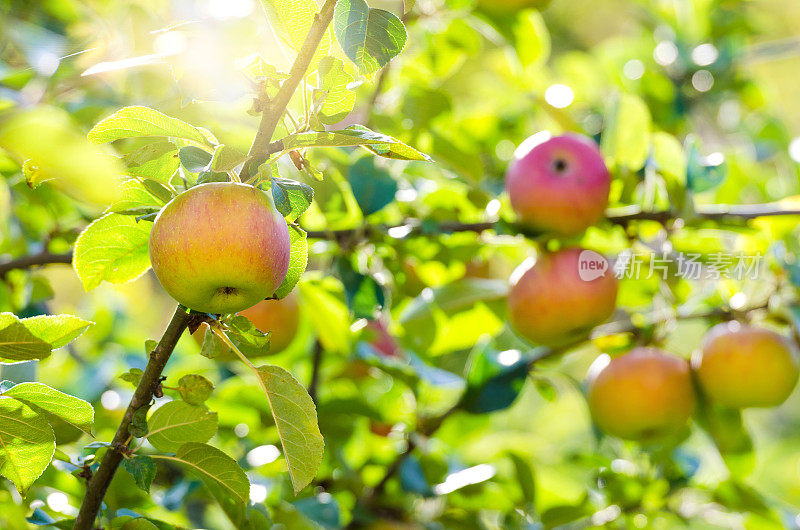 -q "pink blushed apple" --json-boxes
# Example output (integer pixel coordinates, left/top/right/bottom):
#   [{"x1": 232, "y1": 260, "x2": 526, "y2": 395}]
[
  {"x1": 505, "y1": 133, "x2": 610, "y2": 236},
  {"x1": 149, "y1": 182, "x2": 290, "y2": 314}
]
